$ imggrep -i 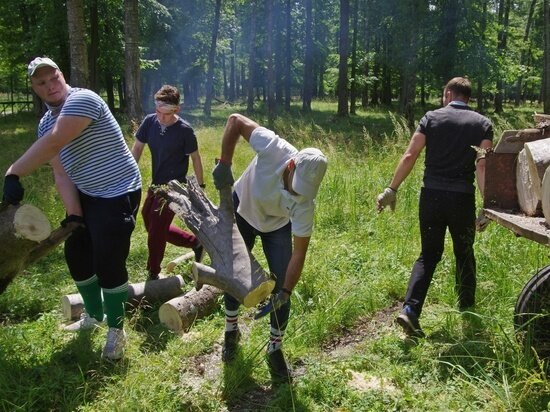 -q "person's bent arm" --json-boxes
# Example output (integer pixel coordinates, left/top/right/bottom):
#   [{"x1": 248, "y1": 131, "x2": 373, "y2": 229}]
[
  {"x1": 388, "y1": 131, "x2": 426, "y2": 191},
  {"x1": 51, "y1": 156, "x2": 82, "y2": 217},
  {"x1": 282, "y1": 235, "x2": 311, "y2": 294},
  {"x1": 219, "y1": 114, "x2": 260, "y2": 163},
  {"x1": 475, "y1": 138, "x2": 492, "y2": 197},
  {"x1": 131, "y1": 140, "x2": 145, "y2": 163},
  {"x1": 6, "y1": 115, "x2": 92, "y2": 177}
]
